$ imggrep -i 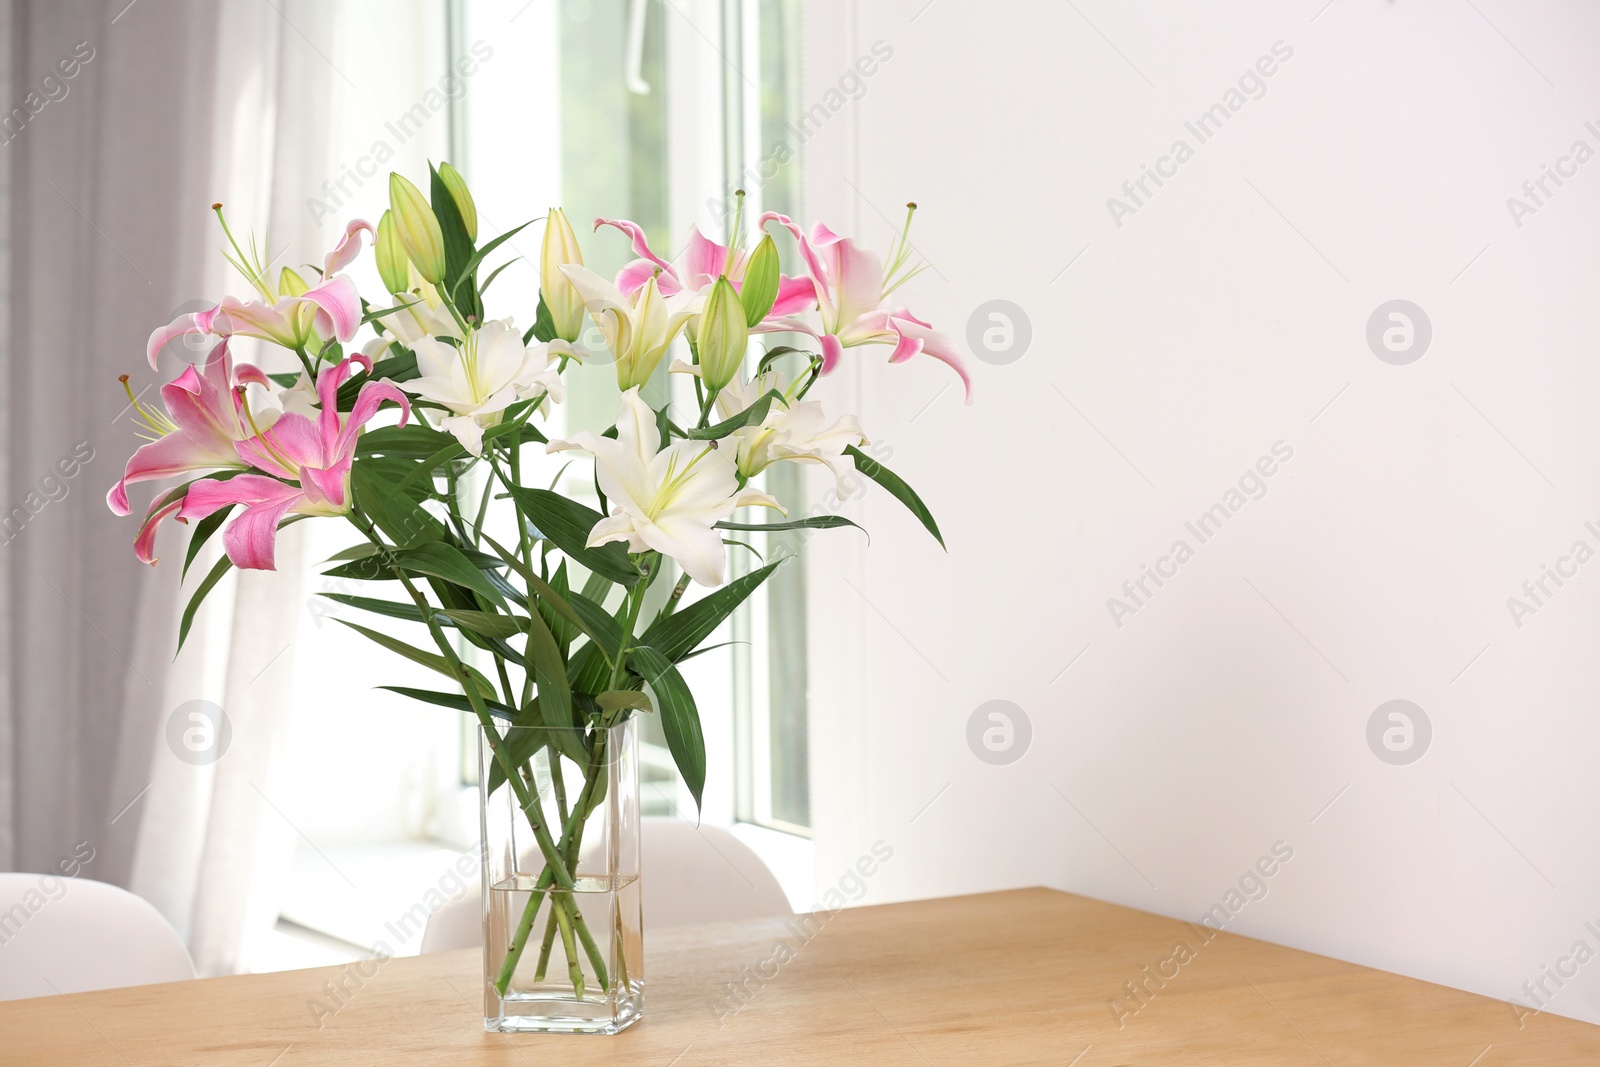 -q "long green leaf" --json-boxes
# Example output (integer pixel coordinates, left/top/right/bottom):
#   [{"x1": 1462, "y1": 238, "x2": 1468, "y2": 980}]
[
  {"x1": 524, "y1": 610, "x2": 587, "y2": 765},
  {"x1": 334, "y1": 619, "x2": 496, "y2": 701},
  {"x1": 637, "y1": 560, "x2": 782, "y2": 662},
  {"x1": 482, "y1": 532, "x2": 612, "y2": 654},
  {"x1": 177, "y1": 555, "x2": 231, "y2": 652},
  {"x1": 684, "y1": 389, "x2": 784, "y2": 440},
  {"x1": 715, "y1": 515, "x2": 863, "y2": 533},
  {"x1": 392, "y1": 542, "x2": 506, "y2": 607},
  {"x1": 319, "y1": 592, "x2": 424, "y2": 624},
  {"x1": 352, "y1": 464, "x2": 446, "y2": 549},
  {"x1": 438, "y1": 609, "x2": 526, "y2": 639},
  {"x1": 182, "y1": 505, "x2": 234, "y2": 581},
  {"x1": 847, "y1": 445, "x2": 945, "y2": 549},
  {"x1": 597, "y1": 690, "x2": 653, "y2": 716},
  {"x1": 451, "y1": 221, "x2": 531, "y2": 303},
  {"x1": 629, "y1": 646, "x2": 705, "y2": 809},
  {"x1": 378, "y1": 685, "x2": 516, "y2": 721},
  {"x1": 505, "y1": 485, "x2": 639, "y2": 586}
]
